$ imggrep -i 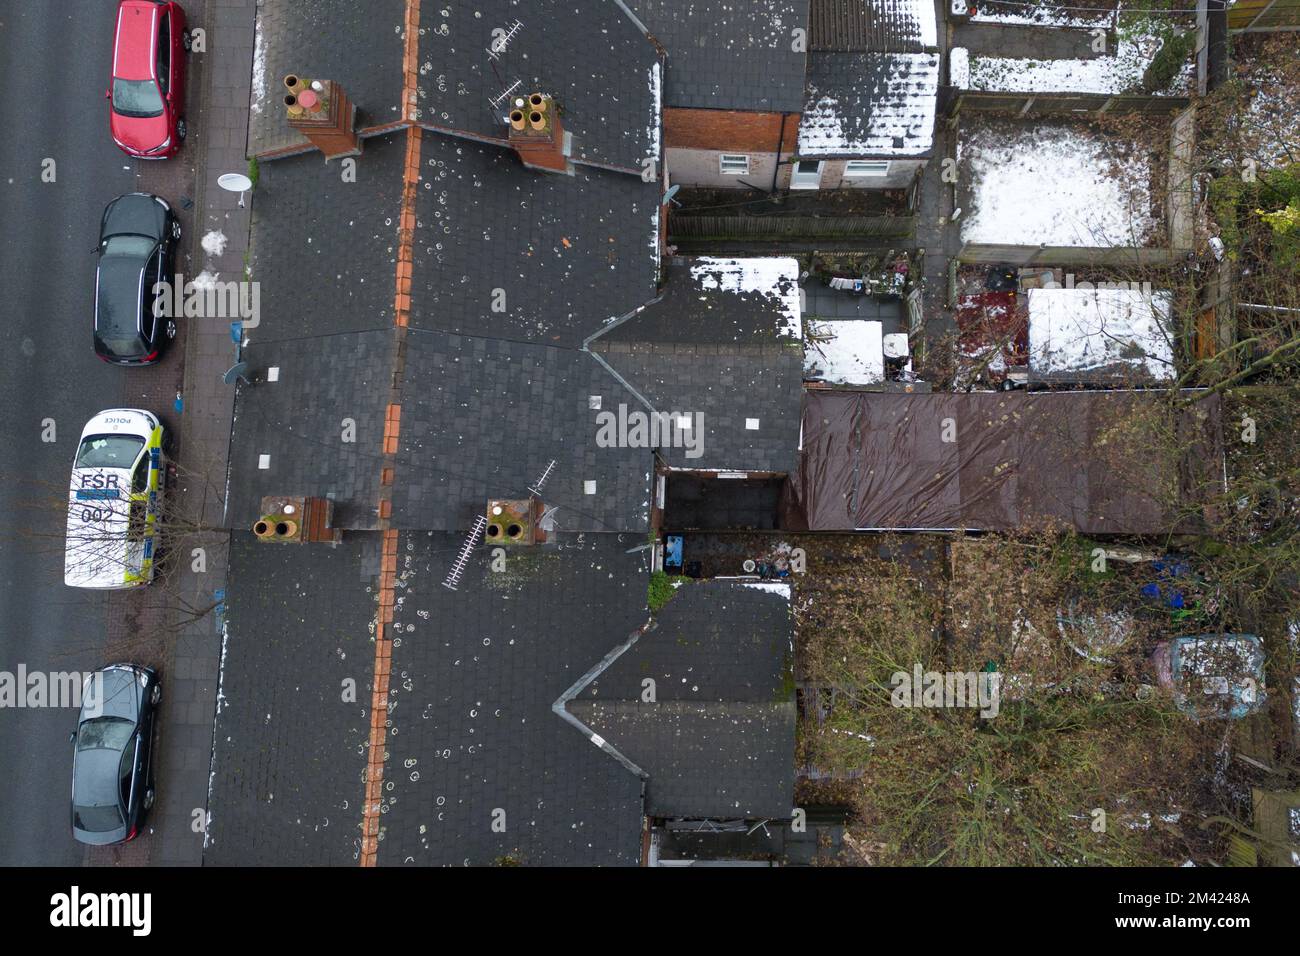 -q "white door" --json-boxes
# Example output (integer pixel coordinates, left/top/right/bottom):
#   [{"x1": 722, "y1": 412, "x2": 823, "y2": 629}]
[{"x1": 790, "y1": 159, "x2": 824, "y2": 190}]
